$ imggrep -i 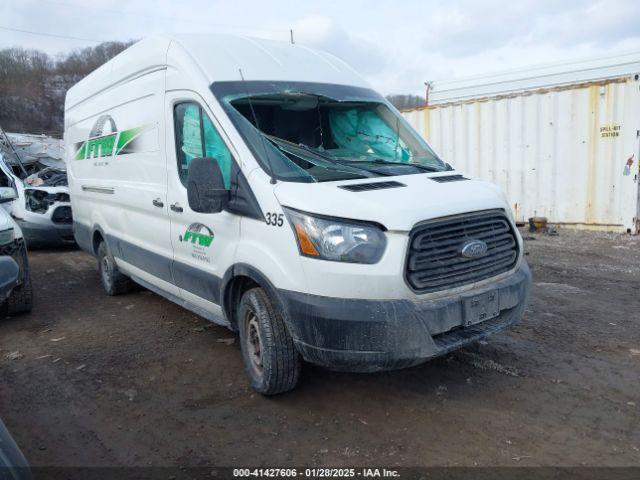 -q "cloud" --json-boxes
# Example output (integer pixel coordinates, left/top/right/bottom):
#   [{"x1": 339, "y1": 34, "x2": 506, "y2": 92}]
[
  {"x1": 292, "y1": 15, "x2": 387, "y2": 75},
  {"x1": 533, "y1": 0, "x2": 640, "y2": 46},
  {"x1": 2, "y1": 0, "x2": 640, "y2": 96},
  {"x1": 418, "y1": 0, "x2": 640, "y2": 58}
]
